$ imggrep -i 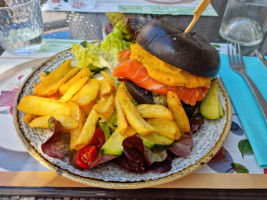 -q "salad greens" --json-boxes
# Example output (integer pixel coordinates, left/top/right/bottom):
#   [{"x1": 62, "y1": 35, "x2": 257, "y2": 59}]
[
  {"x1": 99, "y1": 111, "x2": 117, "y2": 140},
  {"x1": 72, "y1": 12, "x2": 134, "y2": 72},
  {"x1": 41, "y1": 117, "x2": 70, "y2": 159}
]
